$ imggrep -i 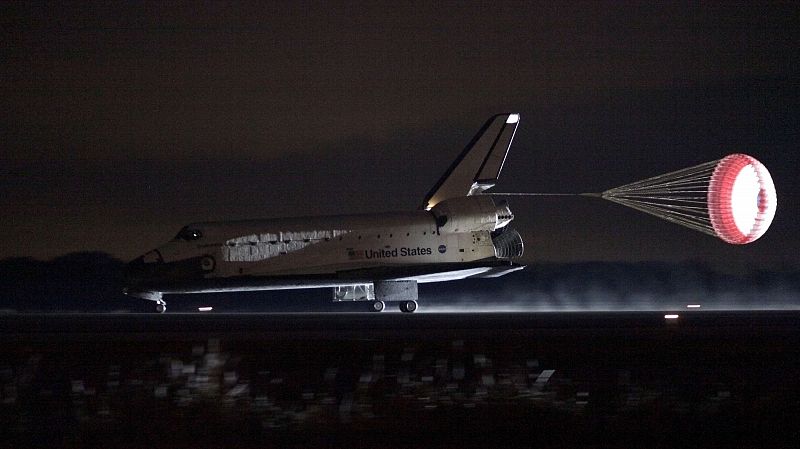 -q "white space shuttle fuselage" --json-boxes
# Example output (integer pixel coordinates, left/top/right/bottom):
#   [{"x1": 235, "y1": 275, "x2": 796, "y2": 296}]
[{"x1": 126, "y1": 114, "x2": 525, "y2": 312}]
